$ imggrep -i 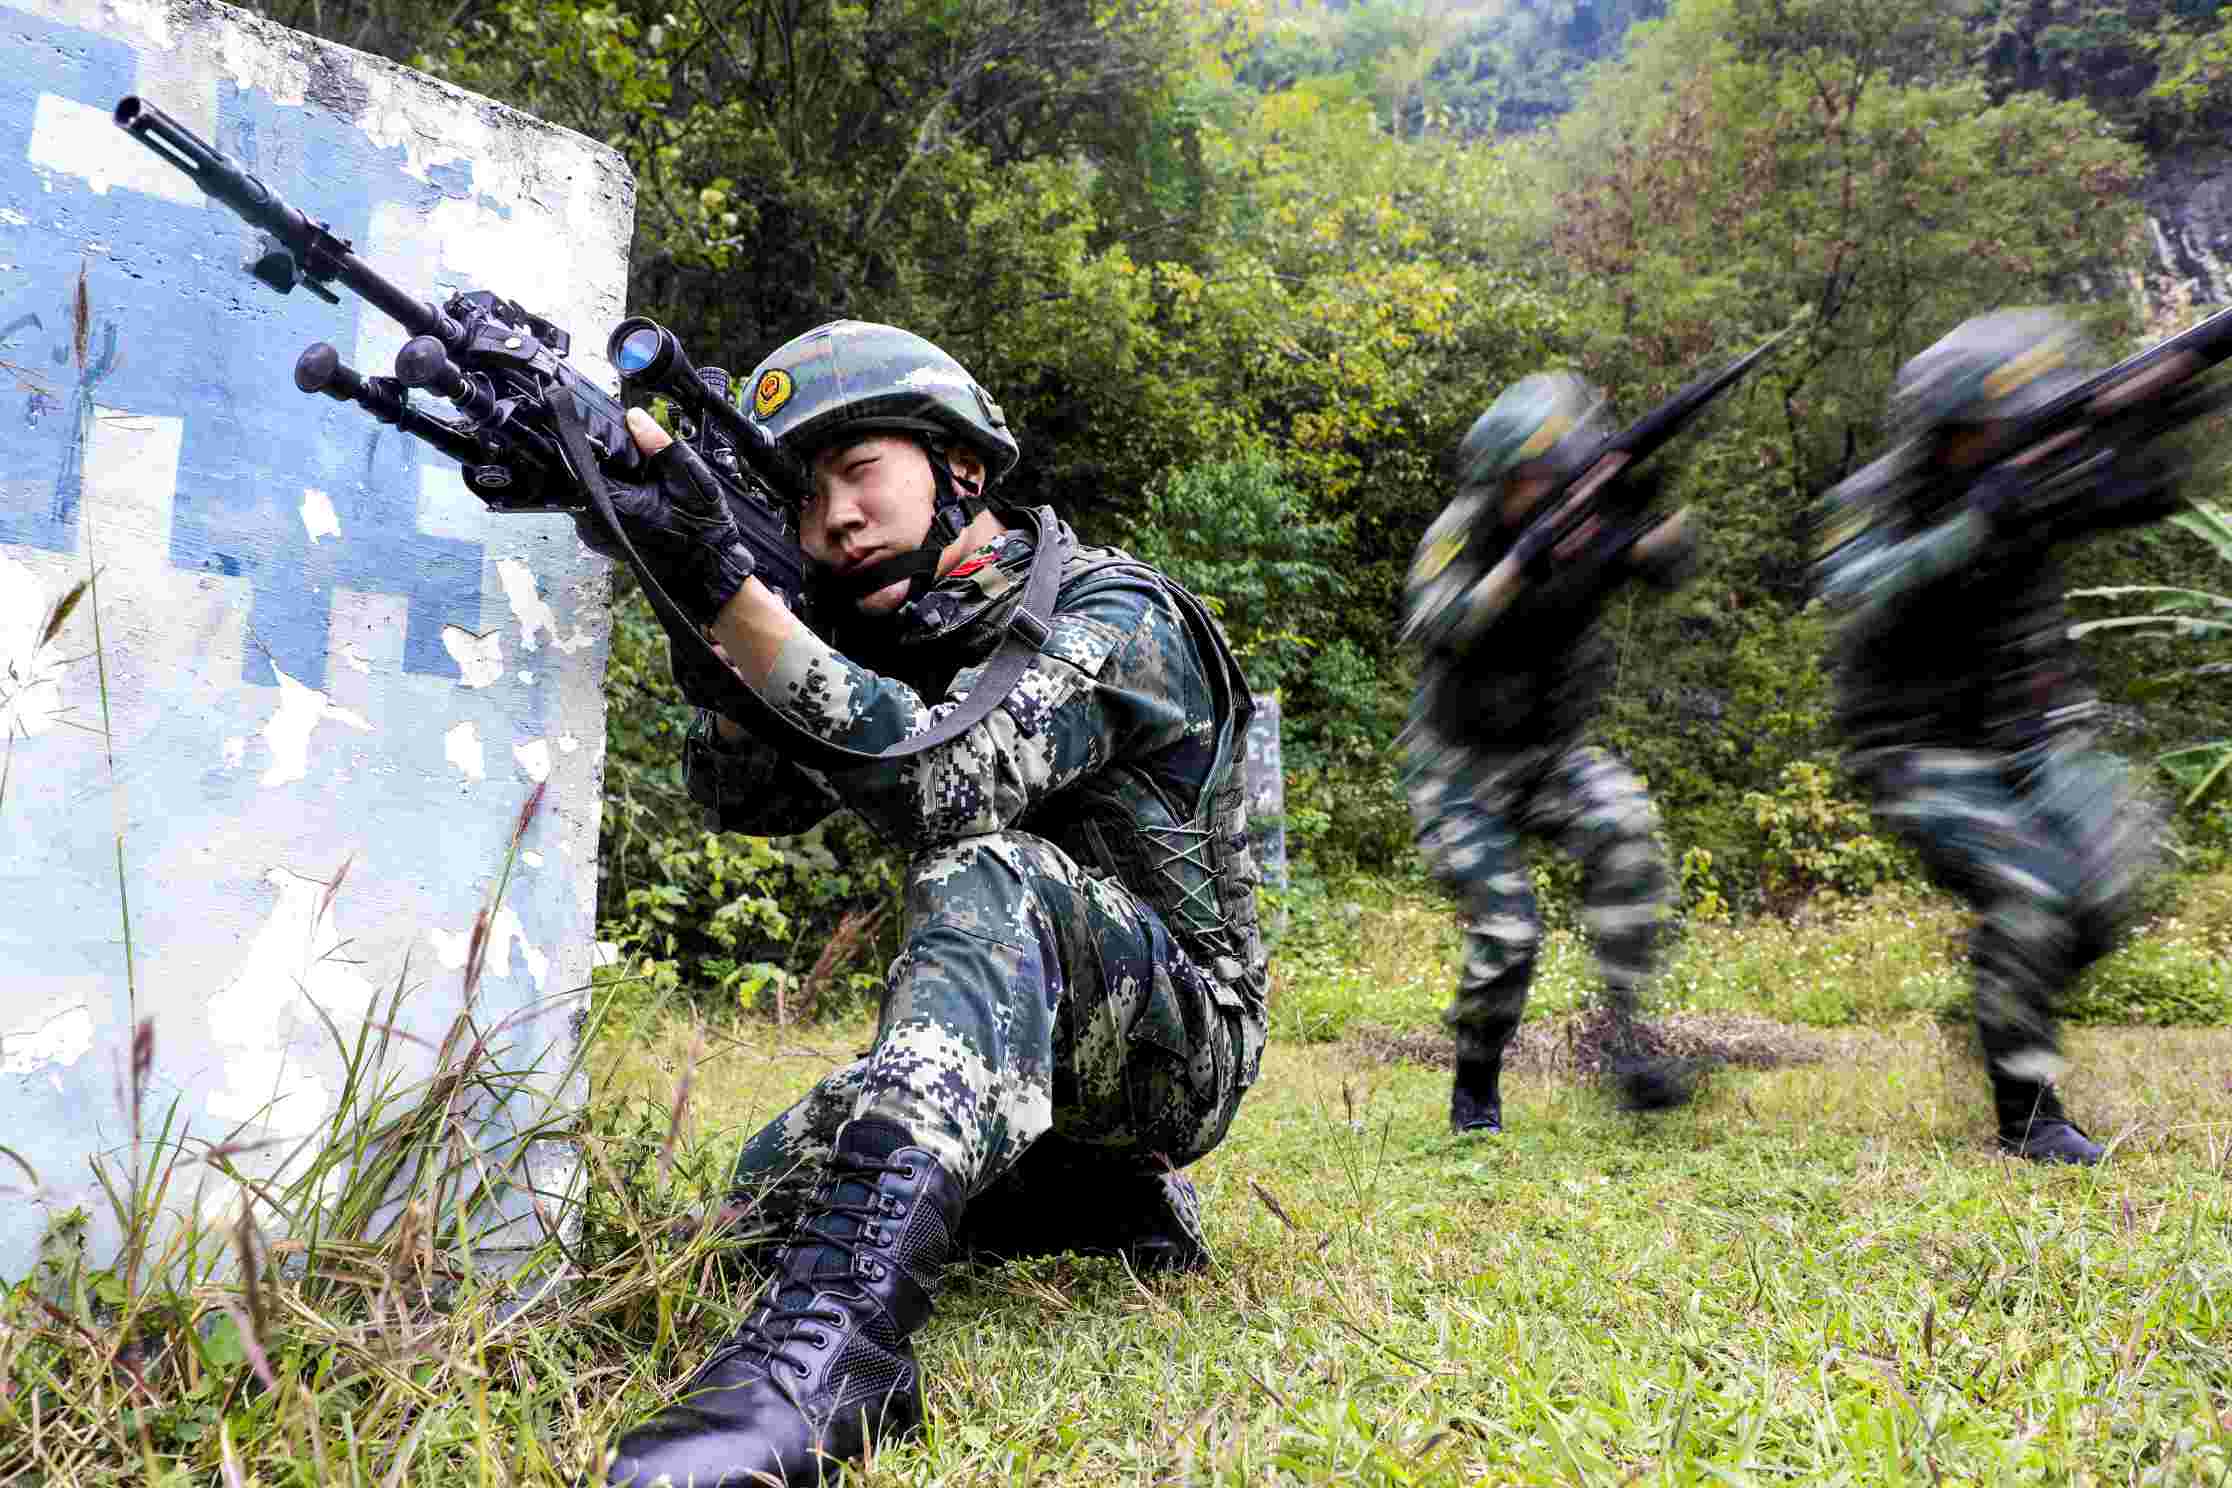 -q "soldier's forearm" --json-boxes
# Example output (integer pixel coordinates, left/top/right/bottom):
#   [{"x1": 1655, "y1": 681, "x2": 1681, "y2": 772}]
[{"x1": 706, "y1": 576, "x2": 802, "y2": 691}]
